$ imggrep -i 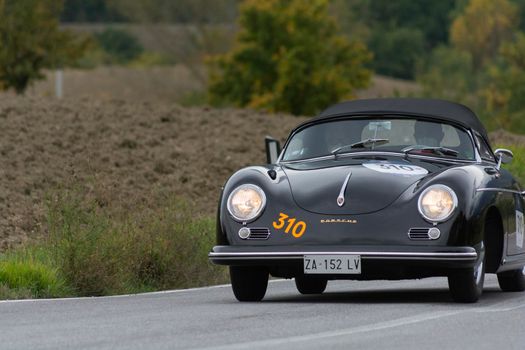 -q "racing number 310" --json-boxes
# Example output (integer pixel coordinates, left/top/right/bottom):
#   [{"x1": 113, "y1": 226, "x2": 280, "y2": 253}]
[{"x1": 272, "y1": 213, "x2": 307, "y2": 238}]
